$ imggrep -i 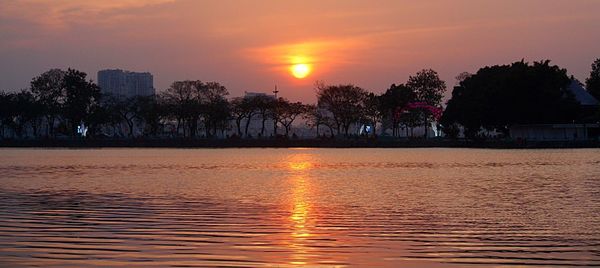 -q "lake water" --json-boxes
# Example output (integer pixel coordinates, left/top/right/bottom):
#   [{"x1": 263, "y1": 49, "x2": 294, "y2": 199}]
[{"x1": 0, "y1": 148, "x2": 599, "y2": 267}]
